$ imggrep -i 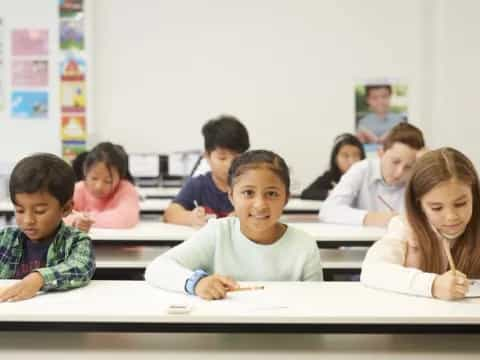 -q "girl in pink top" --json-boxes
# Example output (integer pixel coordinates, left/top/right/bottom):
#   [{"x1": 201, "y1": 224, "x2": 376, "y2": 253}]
[{"x1": 65, "y1": 142, "x2": 140, "y2": 231}]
